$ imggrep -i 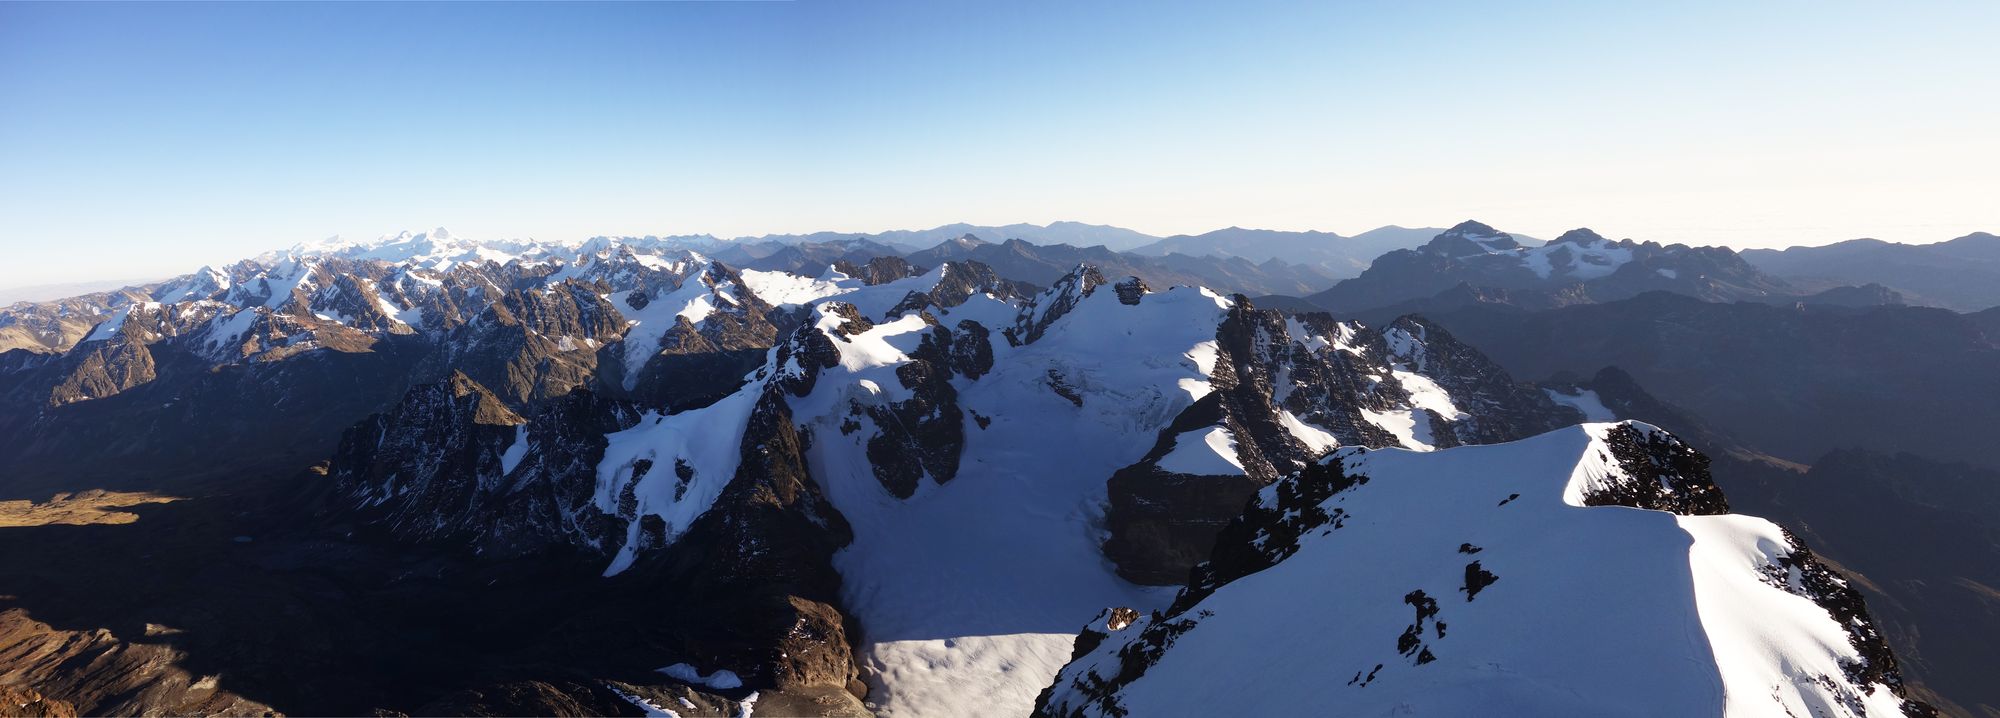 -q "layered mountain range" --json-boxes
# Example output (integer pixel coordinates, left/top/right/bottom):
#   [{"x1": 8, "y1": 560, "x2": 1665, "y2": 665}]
[
  {"x1": 1742, "y1": 232, "x2": 2000, "y2": 312},
  {"x1": 1307, "y1": 220, "x2": 1796, "y2": 314},
  {"x1": 0, "y1": 228, "x2": 1967, "y2": 716}
]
